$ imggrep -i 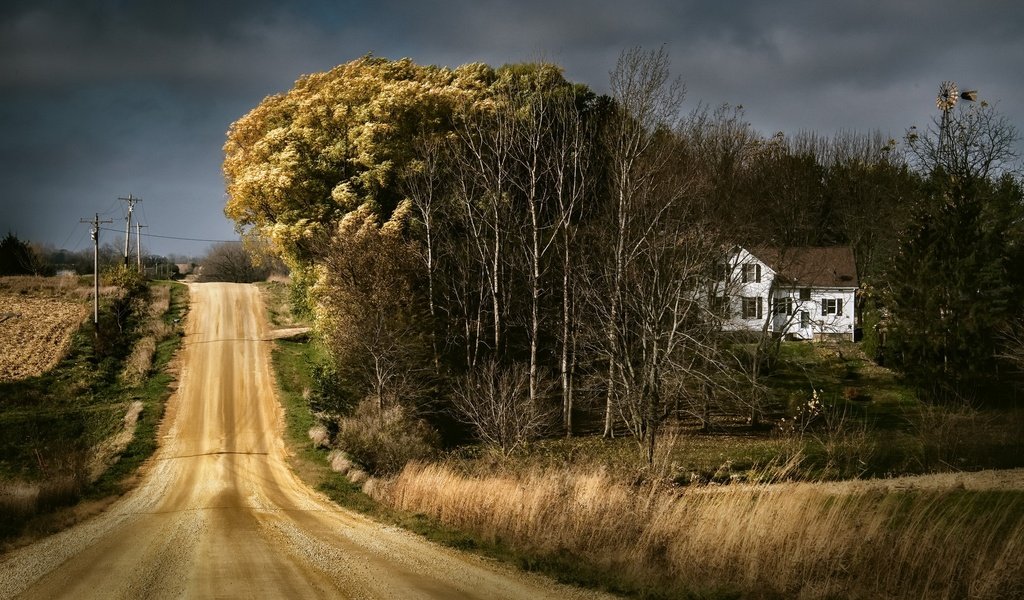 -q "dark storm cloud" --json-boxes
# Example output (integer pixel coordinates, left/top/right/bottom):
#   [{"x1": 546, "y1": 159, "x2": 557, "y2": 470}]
[
  {"x1": 0, "y1": 0, "x2": 319, "y2": 91},
  {"x1": 1, "y1": 0, "x2": 1021, "y2": 255}
]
